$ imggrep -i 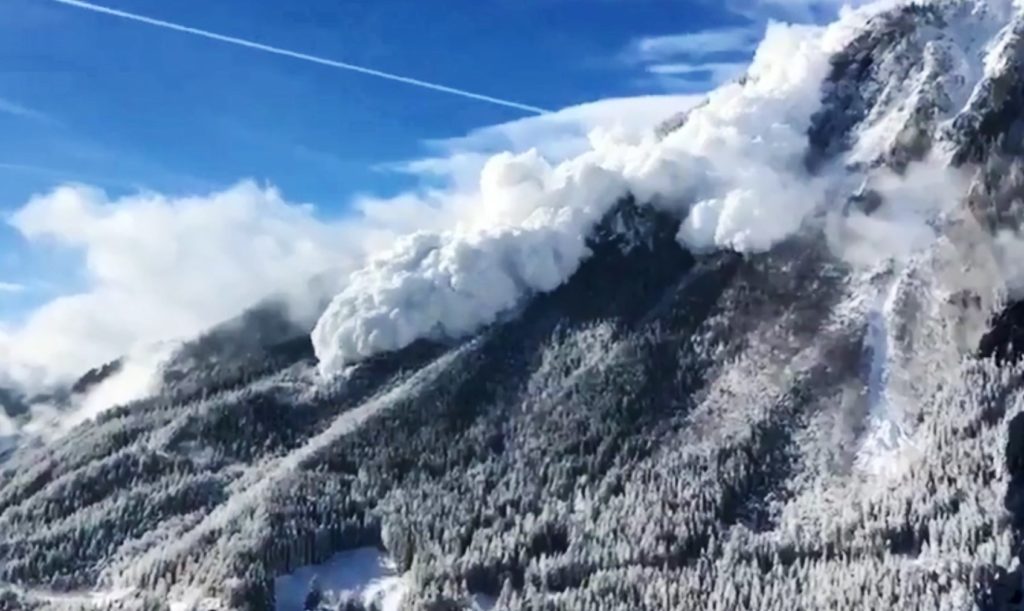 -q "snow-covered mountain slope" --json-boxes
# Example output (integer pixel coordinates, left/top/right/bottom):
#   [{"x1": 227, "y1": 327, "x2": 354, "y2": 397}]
[{"x1": 9, "y1": 1, "x2": 1024, "y2": 610}]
